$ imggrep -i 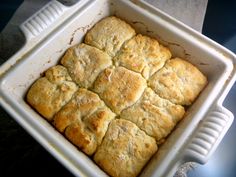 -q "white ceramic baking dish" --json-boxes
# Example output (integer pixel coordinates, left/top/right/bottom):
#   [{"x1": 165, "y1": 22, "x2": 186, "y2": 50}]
[{"x1": 0, "y1": 0, "x2": 236, "y2": 176}]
